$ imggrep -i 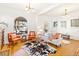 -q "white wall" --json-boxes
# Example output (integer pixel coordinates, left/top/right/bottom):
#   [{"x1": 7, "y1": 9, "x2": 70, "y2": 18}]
[
  {"x1": 0, "y1": 6, "x2": 37, "y2": 44},
  {"x1": 37, "y1": 15, "x2": 51, "y2": 32},
  {"x1": 1, "y1": 4, "x2": 79, "y2": 44},
  {"x1": 37, "y1": 11, "x2": 79, "y2": 40},
  {"x1": 52, "y1": 12, "x2": 79, "y2": 40}
]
